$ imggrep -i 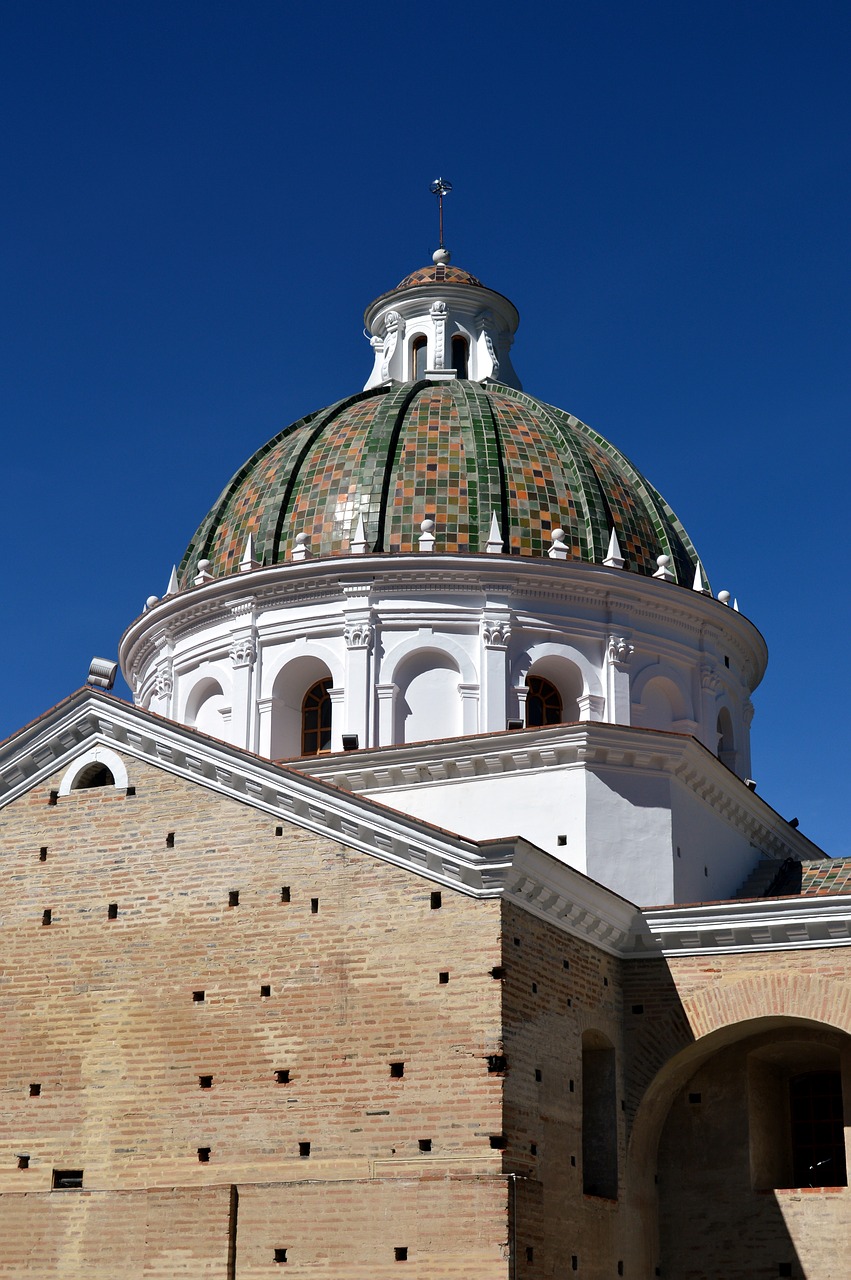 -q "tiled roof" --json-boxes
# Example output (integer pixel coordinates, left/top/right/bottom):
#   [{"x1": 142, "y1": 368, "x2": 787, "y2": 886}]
[
  {"x1": 396, "y1": 263, "x2": 483, "y2": 288},
  {"x1": 178, "y1": 381, "x2": 700, "y2": 587},
  {"x1": 798, "y1": 857, "x2": 851, "y2": 897}
]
